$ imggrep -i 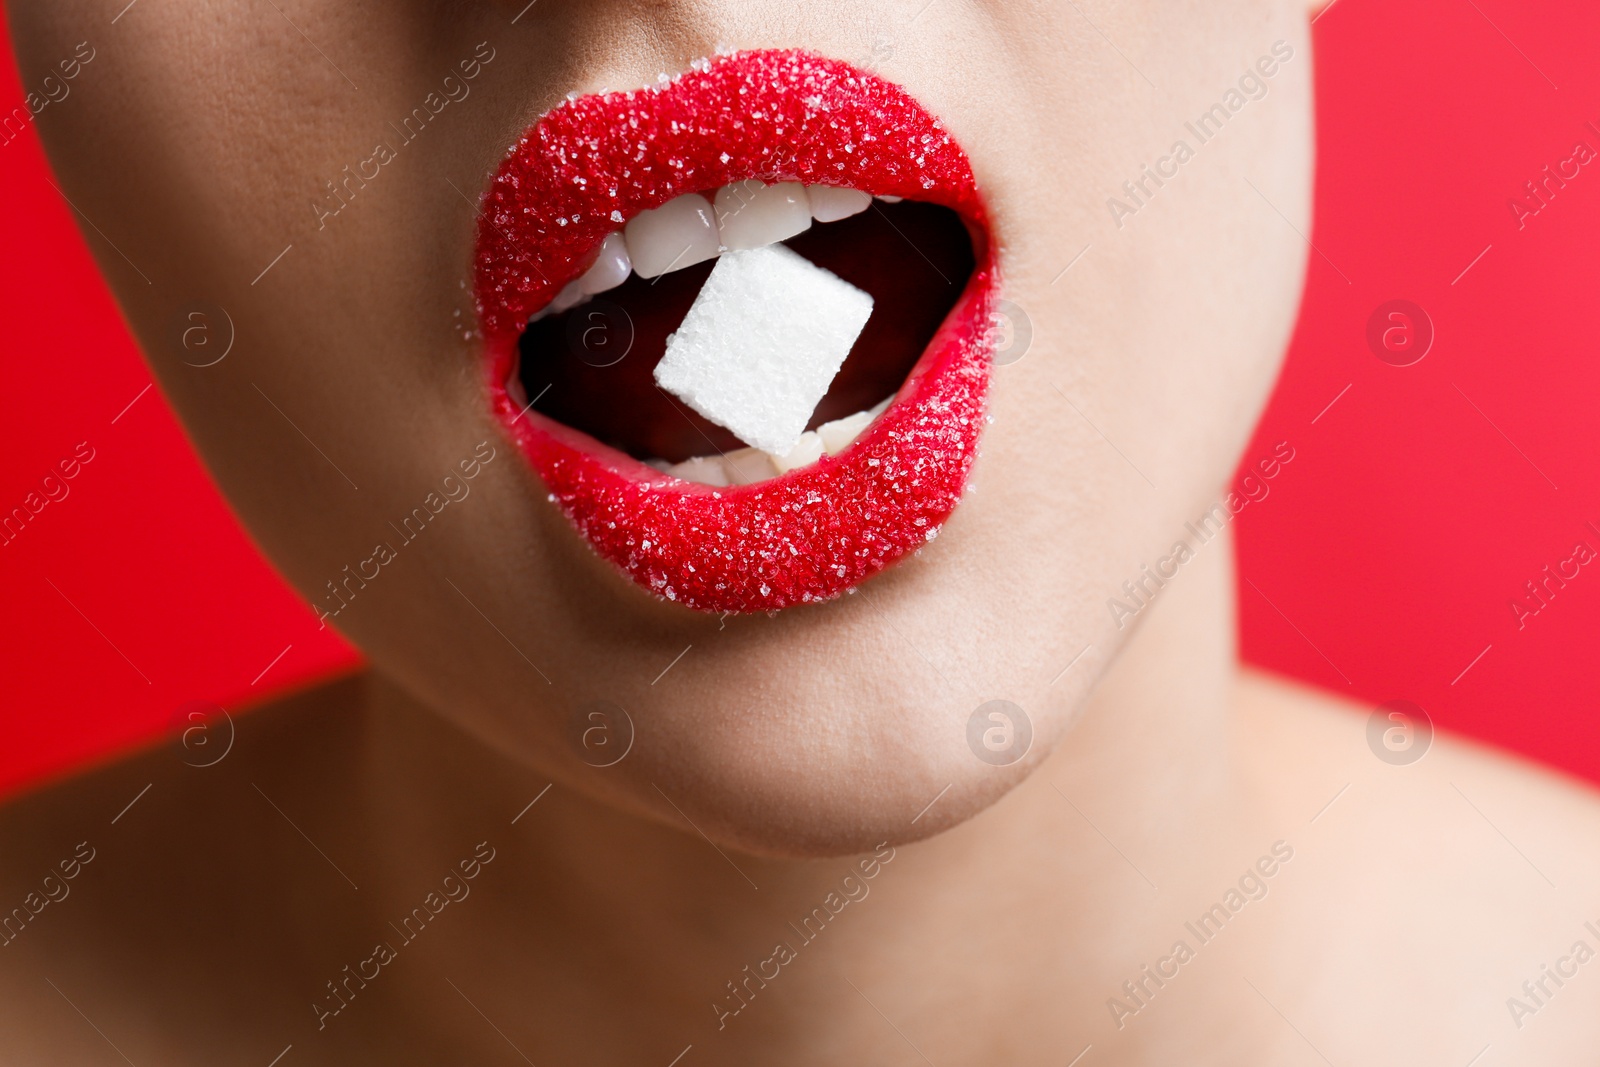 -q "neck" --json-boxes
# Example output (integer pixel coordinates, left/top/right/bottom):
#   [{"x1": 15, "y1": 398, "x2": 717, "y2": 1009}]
[{"x1": 351, "y1": 529, "x2": 1251, "y2": 1061}]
